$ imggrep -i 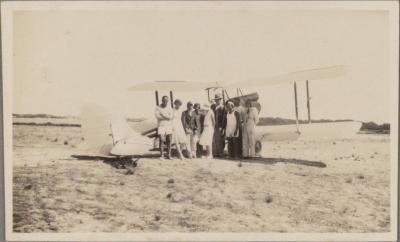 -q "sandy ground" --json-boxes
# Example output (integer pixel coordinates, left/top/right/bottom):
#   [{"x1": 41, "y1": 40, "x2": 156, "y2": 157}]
[{"x1": 12, "y1": 124, "x2": 390, "y2": 233}]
